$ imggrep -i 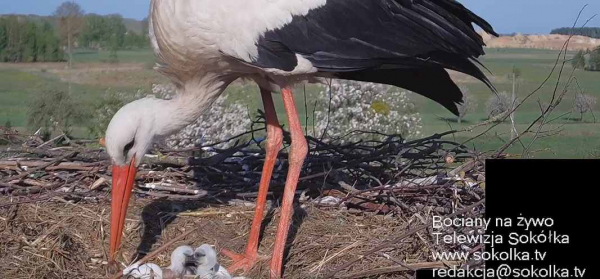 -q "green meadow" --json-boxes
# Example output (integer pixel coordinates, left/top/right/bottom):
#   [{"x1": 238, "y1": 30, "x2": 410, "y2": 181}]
[{"x1": 0, "y1": 48, "x2": 598, "y2": 158}]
